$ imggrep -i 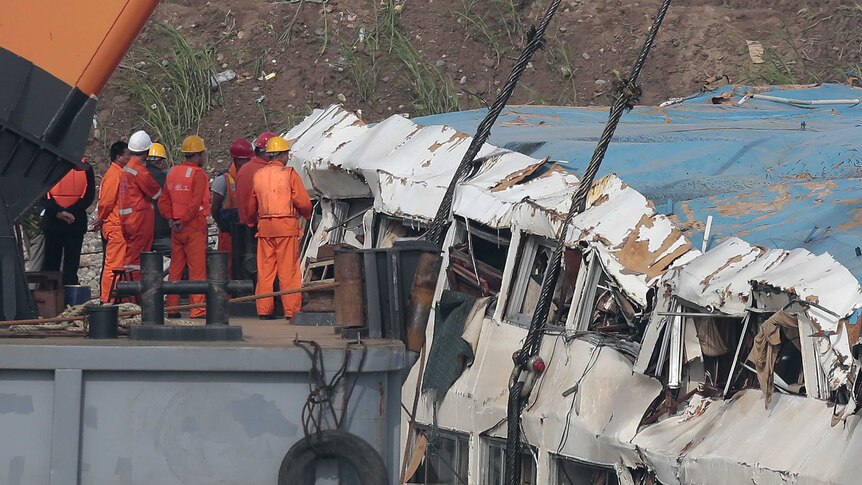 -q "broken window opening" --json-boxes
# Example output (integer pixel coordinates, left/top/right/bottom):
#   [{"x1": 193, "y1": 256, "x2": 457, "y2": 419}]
[
  {"x1": 406, "y1": 428, "x2": 469, "y2": 485},
  {"x1": 376, "y1": 215, "x2": 426, "y2": 248},
  {"x1": 446, "y1": 219, "x2": 510, "y2": 298},
  {"x1": 569, "y1": 249, "x2": 637, "y2": 335},
  {"x1": 484, "y1": 438, "x2": 536, "y2": 485},
  {"x1": 743, "y1": 310, "x2": 814, "y2": 403},
  {"x1": 694, "y1": 315, "x2": 758, "y2": 395},
  {"x1": 506, "y1": 235, "x2": 565, "y2": 327},
  {"x1": 328, "y1": 198, "x2": 372, "y2": 247},
  {"x1": 554, "y1": 456, "x2": 619, "y2": 485},
  {"x1": 642, "y1": 303, "x2": 760, "y2": 412}
]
